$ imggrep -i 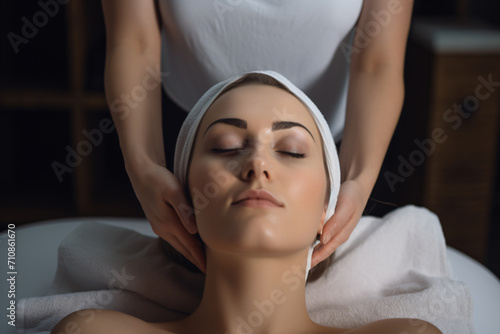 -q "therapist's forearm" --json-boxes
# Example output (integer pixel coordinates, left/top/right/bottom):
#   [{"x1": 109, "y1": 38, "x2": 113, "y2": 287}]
[
  {"x1": 104, "y1": 45, "x2": 166, "y2": 172},
  {"x1": 339, "y1": 66, "x2": 404, "y2": 196}
]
